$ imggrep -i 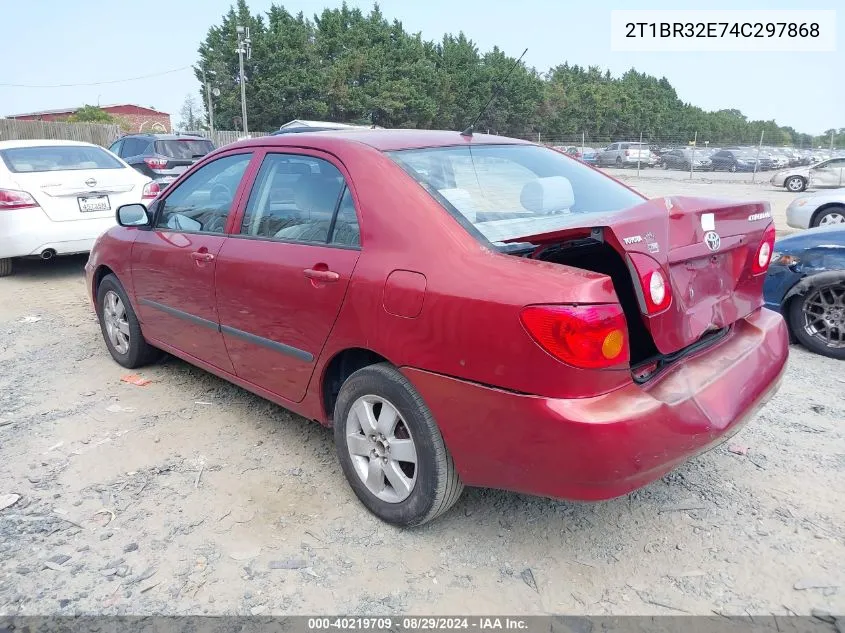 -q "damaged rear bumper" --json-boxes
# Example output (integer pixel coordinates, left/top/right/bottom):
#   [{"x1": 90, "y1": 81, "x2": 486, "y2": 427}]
[{"x1": 402, "y1": 307, "x2": 789, "y2": 501}]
